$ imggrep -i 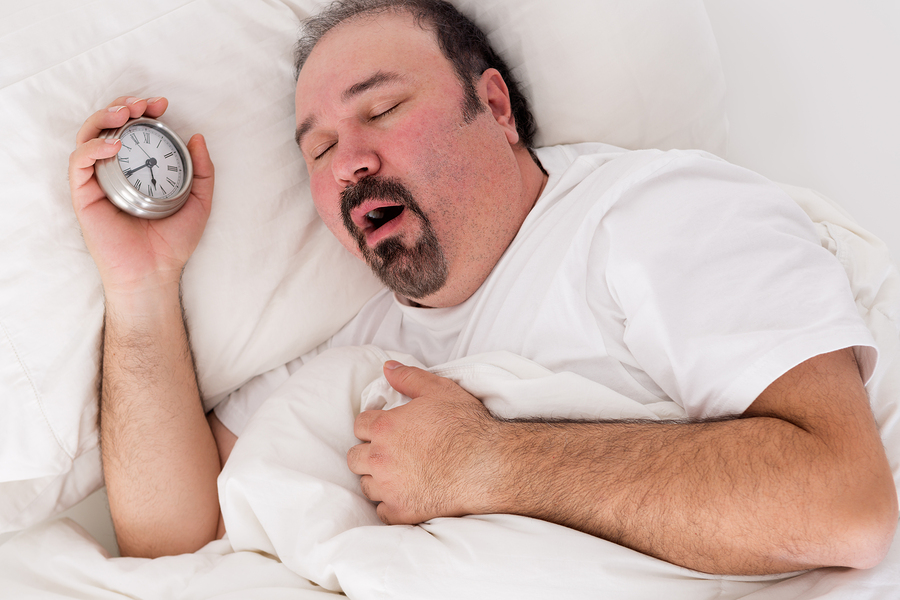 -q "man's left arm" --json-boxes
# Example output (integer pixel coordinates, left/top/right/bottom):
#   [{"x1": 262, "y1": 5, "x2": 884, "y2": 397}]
[{"x1": 348, "y1": 348, "x2": 897, "y2": 575}]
